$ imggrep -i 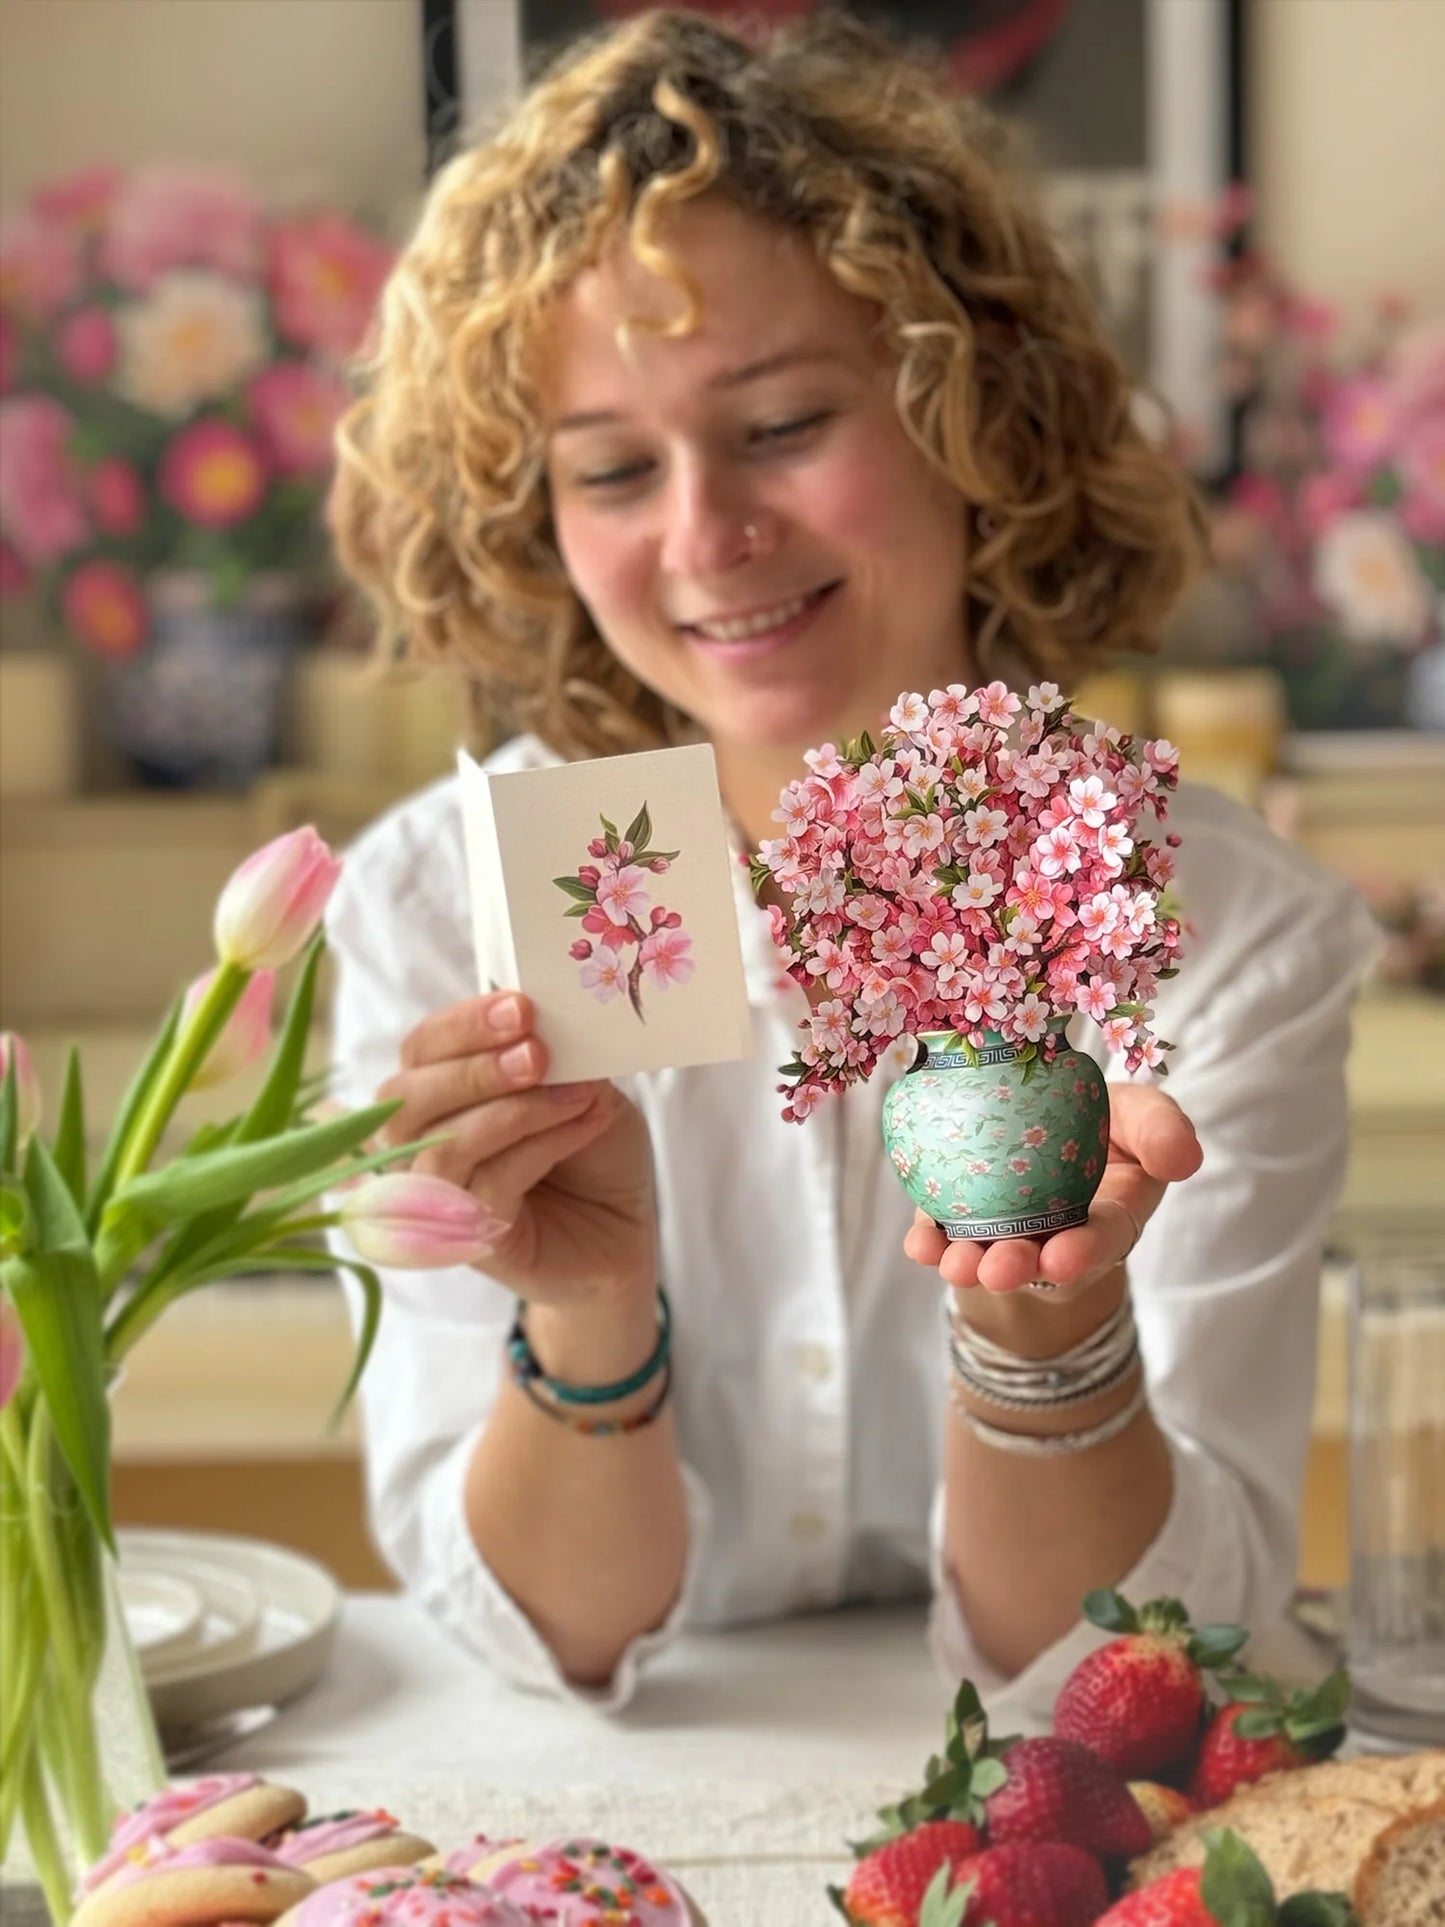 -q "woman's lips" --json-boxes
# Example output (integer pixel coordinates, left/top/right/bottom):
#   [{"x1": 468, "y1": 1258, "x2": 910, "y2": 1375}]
[{"x1": 680, "y1": 582, "x2": 840, "y2": 662}]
